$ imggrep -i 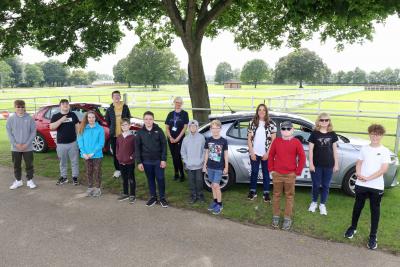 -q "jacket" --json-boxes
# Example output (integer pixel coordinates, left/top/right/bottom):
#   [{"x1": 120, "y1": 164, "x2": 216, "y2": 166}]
[
  {"x1": 105, "y1": 103, "x2": 131, "y2": 137},
  {"x1": 135, "y1": 124, "x2": 167, "y2": 164},
  {"x1": 6, "y1": 113, "x2": 36, "y2": 152},
  {"x1": 77, "y1": 122, "x2": 105, "y2": 159},
  {"x1": 116, "y1": 132, "x2": 135, "y2": 165},
  {"x1": 181, "y1": 131, "x2": 205, "y2": 170}
]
